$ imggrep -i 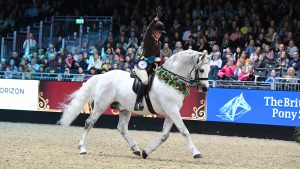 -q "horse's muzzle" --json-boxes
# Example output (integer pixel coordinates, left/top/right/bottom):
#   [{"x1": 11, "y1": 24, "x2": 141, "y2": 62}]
[{"x1": 201, "y1": 86, "x2": 208, "y2": 92}]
